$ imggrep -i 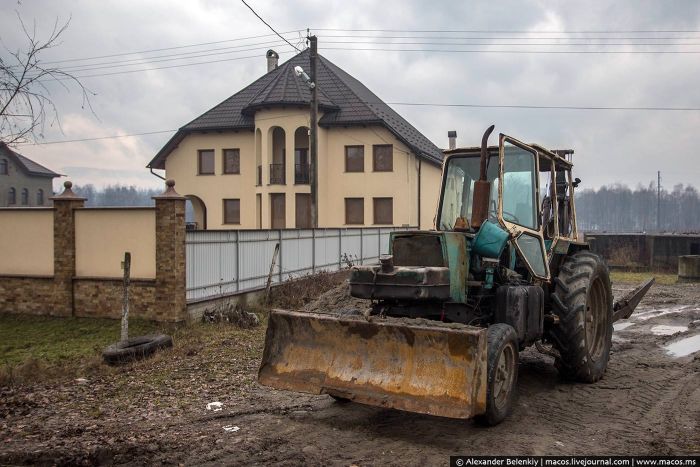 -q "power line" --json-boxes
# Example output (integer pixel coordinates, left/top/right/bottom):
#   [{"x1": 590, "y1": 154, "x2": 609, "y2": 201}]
[
  {"x1": 313, "y1": 27, "x2": 700, "y2": 34},
  {"x1": 384, "y1": 102, "x2": 700, "y2": 111},
  {"x1": 39, "y1": 50, "x2": 295, "y2": 81},
  {"x1": 48, "y1": 39, "x2": 289, "y2": 72},
  {"x1": 39, "y1": 41, "x2": 292, "y2": 75},
  {"x1": 322, "y1": 46, "x2": 700, "y2": 54},
  {"x1": 240, "y1": 0, "x2": 301, "y2": 52},
  {"x1": 18, "y1": 130, "x2": 177, "y2": 145},
  {"x1": 319, "y1": 34, "x2": 700, "y2": 40},
  {"x1": 322, "y1": 39, "x2": 700, "y2": 47},
  {"x1": 34, "y1": 37, "x2": 700, "y2": 76},
  {"x1": 17, "y1": 100, "x2": 700, "y2": 146},
  {"x1": 38, "y1": 30, "x2": 304, "y2": 65}
]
